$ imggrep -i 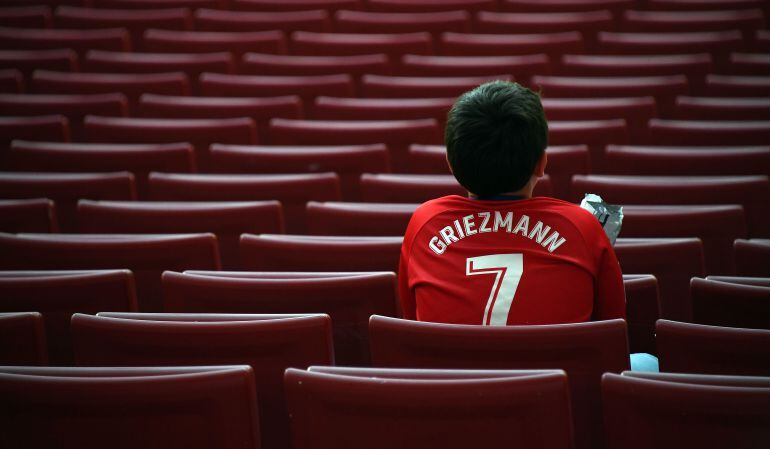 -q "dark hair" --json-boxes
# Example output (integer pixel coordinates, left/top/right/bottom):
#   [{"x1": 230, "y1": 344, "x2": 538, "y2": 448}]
[{"x1": 445, "y1": 80, "x2": 548, "y2": 196}]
